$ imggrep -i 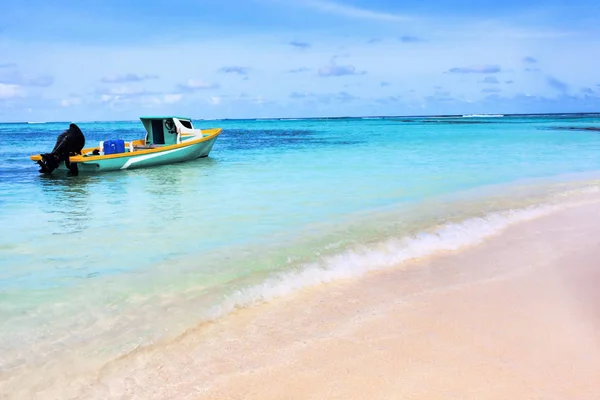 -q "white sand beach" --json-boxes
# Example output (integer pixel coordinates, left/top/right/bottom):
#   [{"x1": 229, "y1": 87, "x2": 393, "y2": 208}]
[{"x1": 60, "y1": 197, "x2": 600, "y2": 400}]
